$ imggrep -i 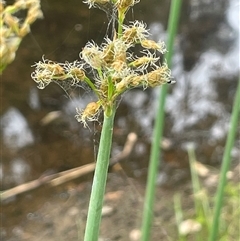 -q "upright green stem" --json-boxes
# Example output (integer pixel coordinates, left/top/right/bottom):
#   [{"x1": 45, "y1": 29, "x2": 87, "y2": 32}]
[
  {"x1": 117, "y1": 11, "x2": 124, "y2": 37},
  {"x1": 140, "y1": 0, "x2": 182, "y2": 240},
  {"x1": 208, "y1": 79, "x2": 240, "y2": 241},
  {"x1": 84, "y1": 76, "x2": 100, "y2": 98},
  {"x1": 84, "y1": 107, "x2": 116, "y2": 241}
]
